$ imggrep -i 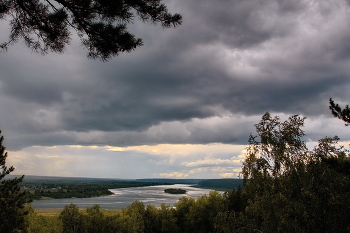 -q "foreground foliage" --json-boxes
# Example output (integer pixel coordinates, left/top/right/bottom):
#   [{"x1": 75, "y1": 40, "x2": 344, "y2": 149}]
[
  {"x1": 0, "y1": 0, "x2": 182, "y2": 61},
  {"x1": 26, "y1": 192, "x2": 229, "y2": 233},
  {"x1": 0, "y1": 130, "x2": 29, "y2": 233},
  {"x1": 329, "y1": 98, "x2": 350, "y2": 126},
  {"x1": 242, "y1": 112, "x2": 350, "y2": 232}
]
